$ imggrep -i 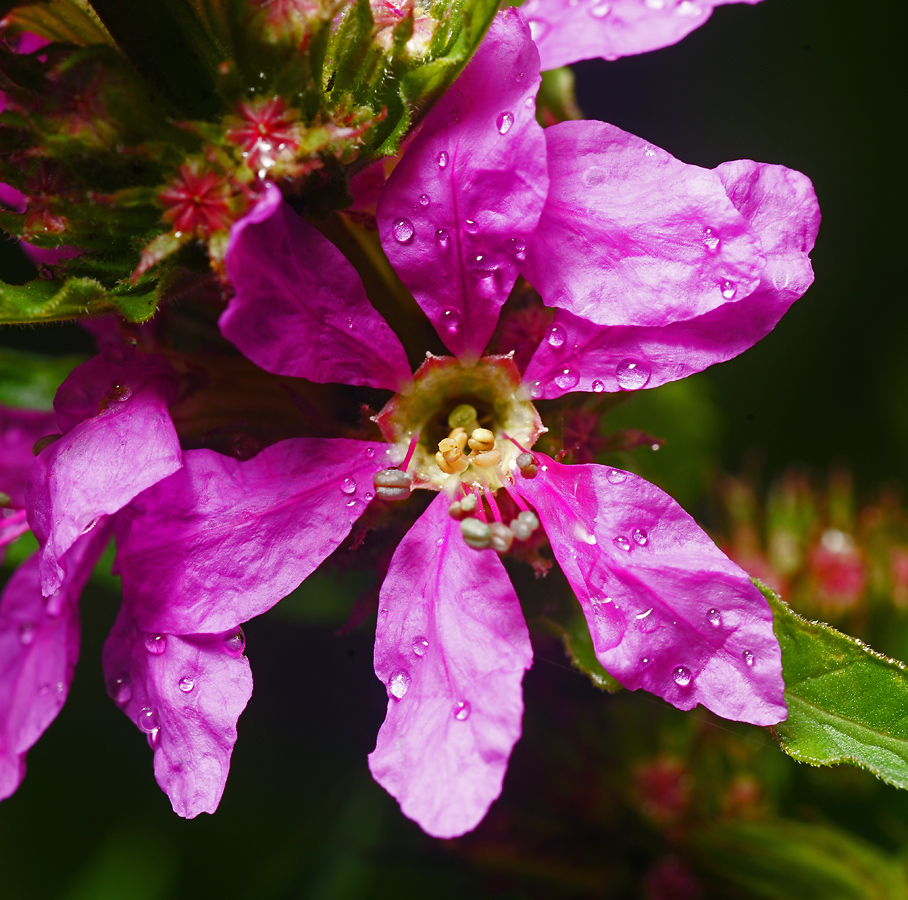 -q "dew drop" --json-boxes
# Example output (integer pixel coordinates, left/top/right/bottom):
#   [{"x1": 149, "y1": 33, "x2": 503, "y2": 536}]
[
  {"x1": 721, "y1": 280, "x2": 737, "y2": 299},
  {"x1": 178, "y1": 676, "x2": 194, "y2": 693},
  {"x1": 224, "y1": 626, "x2": 245, "y2": 656},
  {"x1": 108, "y1": 382, "x2": 132, "y2": 403},
  {"x1": 18, "y1": 621, "x2": 35, "y2": 646},
  {"x1": 435, "y1": 228, "x2": 449, "y2": 246},
  {"x1": 635, "y1": 608, "x2": 658, "y2": 633},
  {"x1": 615, "y1": 358, "x2": 651, "y2": 390},
  {"x1": 743, "y1": 650, "x2": 755, "y2": 667},
  {"x1": 672, "y1": 666, "x2": 692, "y2": 686},
  {"x1": 436, "y1": 150, "x2": 449, "y2": 168},
  {"x1": 340, "y1": 476, "x2": 356, "y2": 495},
  {"x1": 496, "y1": 111, "x2": 514, "y2": 135},
  {"x1": 138, "y1": 706, "x2": 160, "y2": 733},
  {"x1": 392, "y1": 217, "x2": 415, "y2": 243},
  {"x1": 365, "y1": 447, "x2": 375, "y2": 459},
  {"x1": 530, "y1": 381, "x2": 544, "y2": 399},
  {"x1": 466, "y1": 253, "x2": 498, "y2": 278},
  {"x1": 464, "y1": 218, "x2": 479, "y2": 234},
  {"x1": 412, "y1": 637, "x2": 429, "y2": 657},
  {"x1": 108, "y1": 673, "x2": 132, "y2": 705},
  {"x1": 547, "y1": 323, "x2": 566, "y2": 347},
  {"x1": 592, "y1": 380, "x2": 605, "y2": 393},
  {"x1": 505, "y1": 237, "x2": 526, "y2": 259},
  {"x1": 632, "y1": 527, "x2": 648, "y2": 546},
  {"x1": 525, "y1": 97, "x2": 534, "y2": 109},
  {"x1": 145, "y1": 633, "x2": 167, "y2": 655},
  {"x1": 453, "y1": 700, "x2": 471, "y2": 721},
  {"x1": 677, "y1": 0, "x2": 702, "y2": 15},
  {"x1": 702, "y1": 227, "x2": 720, "y2": 252},
  {"x1": 707, "y1": 608, "x2": 722, "y2": 628},
  {"x1": 554, "y1": 367, "x2": 579, "y2": 390},
  {"x1": 388, "y1": 670, "x2": 411, "y2": 699},
  {"x1": 441, "y1": 307, "x2": 461, "y2": 330},
  {"x1": 613, "y1": 535, "x2": 631, "y2": 551},
  {"x1": 606, "y1": 468, "x2": 627, "y2": 485},
  {"x1": 589, "y1": 0, "x2": 611, "y2": 17},
  {"x1": 346, "y1": 316, "x2": 354, "y2": 330},
  {"x1": 418, "y1": 193, "x2": 430, "y2": 207}
]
